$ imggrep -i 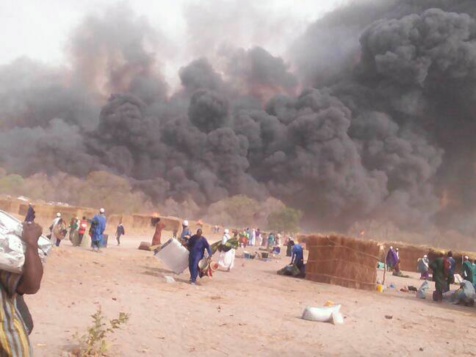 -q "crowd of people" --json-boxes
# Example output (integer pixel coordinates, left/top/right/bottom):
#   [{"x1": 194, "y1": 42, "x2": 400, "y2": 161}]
[
  {"x1": 387, "y1": 245, "x2": 476, "y2": 305},
  {"x1": 0, "y1": 207, "x2": 296, "y2": 354}
]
